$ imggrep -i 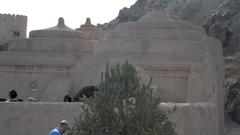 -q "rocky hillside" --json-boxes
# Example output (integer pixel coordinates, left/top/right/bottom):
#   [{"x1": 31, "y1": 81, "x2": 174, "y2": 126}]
[
  {"x1": 104, "y1": 0, "x2": 240, "y2": 130},
  {"x1": 104, "y1": 0, "x2": 240, "y2": 55},
  {"x1": 104, "y1": 0, "x2": 224, "y2": 26},
  {"x1": 204, "y1": 0, "x2": 240, "y2": 55}
]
